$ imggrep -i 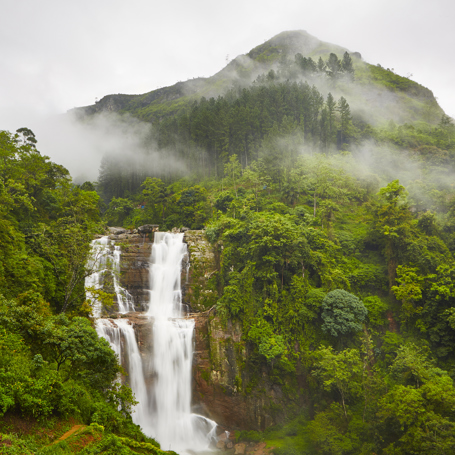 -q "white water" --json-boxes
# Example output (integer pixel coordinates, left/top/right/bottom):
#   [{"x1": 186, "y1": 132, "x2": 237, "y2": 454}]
[
  {"x1": 85, "y1": 237, "x2": 135, "y2": 316},
  {"x1": 86, "y1": 232, "x2": 217, "y2": 454},
  {"x1": 85, "y1": 236, "x2": 110, "y2": 318},
  {"x1": 145, "y1": 232, "x2": 216, "y2": 453},
  {"x1": 95, "y1": 318, "x2": 122, "y2": 360},
  {"x1": 95, "y1": 318, "x2": 149, "y2": 424}
]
